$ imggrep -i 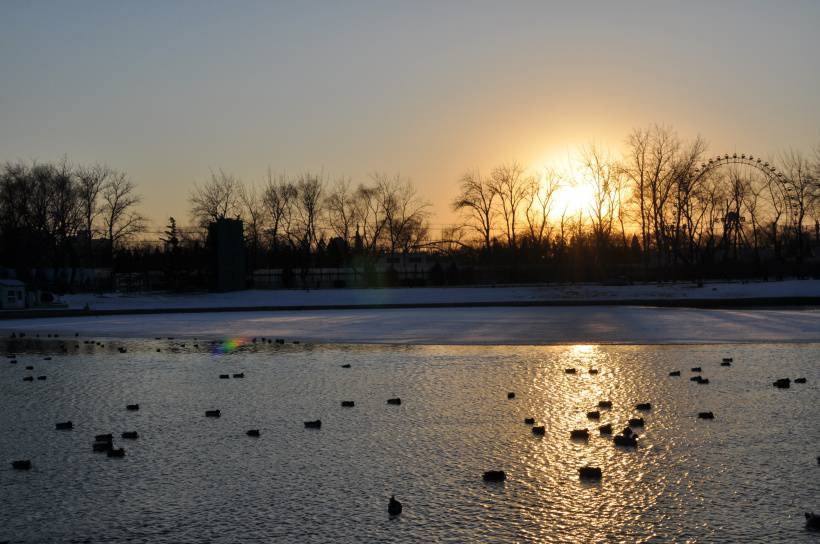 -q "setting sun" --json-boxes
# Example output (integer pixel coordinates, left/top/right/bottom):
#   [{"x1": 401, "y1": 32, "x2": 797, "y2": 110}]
[{"x1": 550, "y1": 180, "x2": 597, "y2": 219}]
